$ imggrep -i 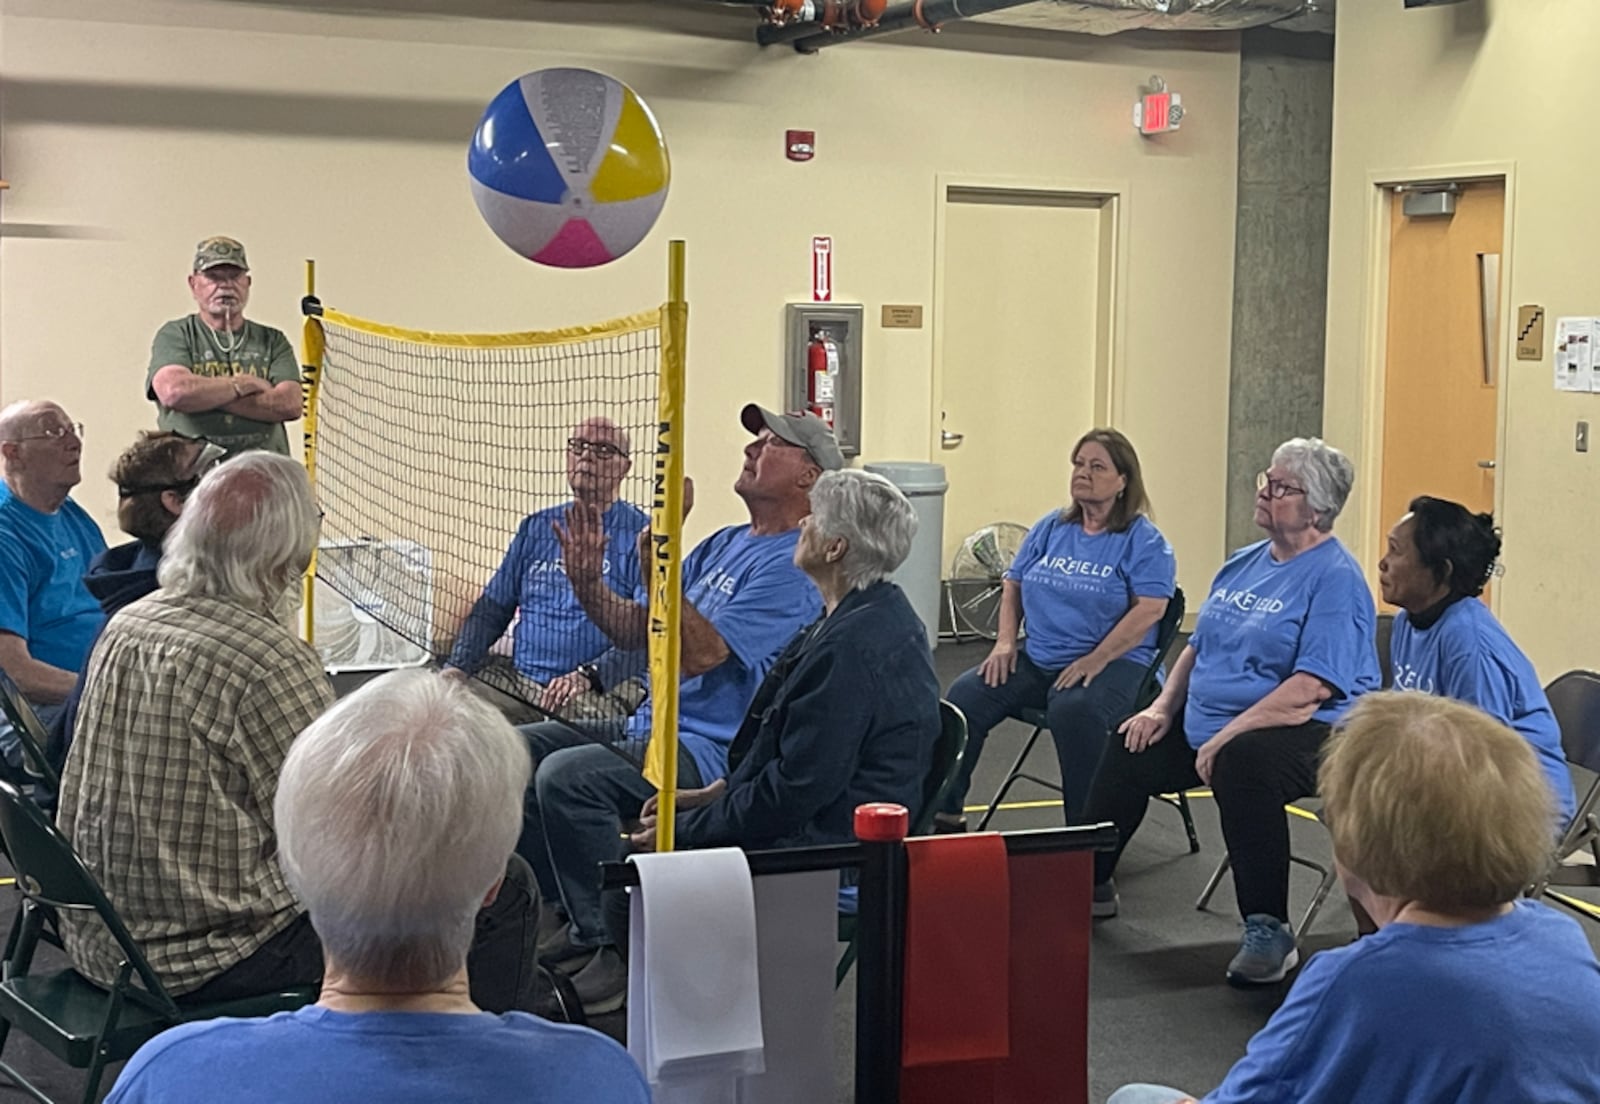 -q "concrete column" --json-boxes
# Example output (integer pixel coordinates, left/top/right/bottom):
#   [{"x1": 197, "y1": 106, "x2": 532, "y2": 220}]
[{"x1": 1225, "y1": 28, "x2": 1335, "y2": 551}]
